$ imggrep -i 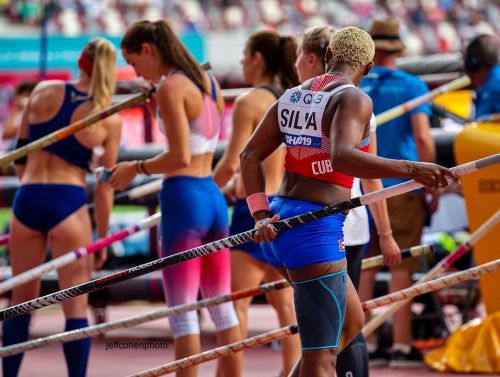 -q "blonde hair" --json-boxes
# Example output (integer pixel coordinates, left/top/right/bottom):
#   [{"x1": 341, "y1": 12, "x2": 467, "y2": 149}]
[
  {"x1": 328, "y1": 27, "x2": 375, "y2": 71},
  {"x1": 302, "y1": 25, "x2": 336, "y2": 63},
  {"x1": 86, "y1": 38, "x2": 116, "y2": 112}
]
